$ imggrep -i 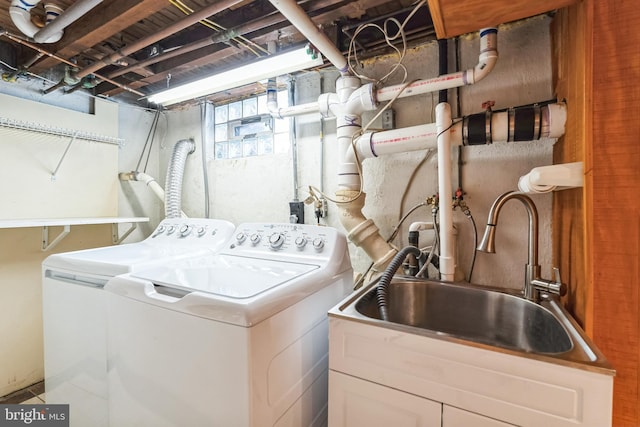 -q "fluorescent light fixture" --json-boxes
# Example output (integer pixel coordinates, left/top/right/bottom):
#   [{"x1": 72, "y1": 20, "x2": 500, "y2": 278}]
[{"x1": 148, "y1": 45, "x2": 323, "y2": 106}]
